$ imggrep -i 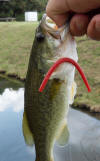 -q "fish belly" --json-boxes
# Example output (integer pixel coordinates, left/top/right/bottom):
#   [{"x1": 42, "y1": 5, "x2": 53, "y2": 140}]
[{"x1": 25, "y1": 80, "x2": 68, "y2": 161}]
